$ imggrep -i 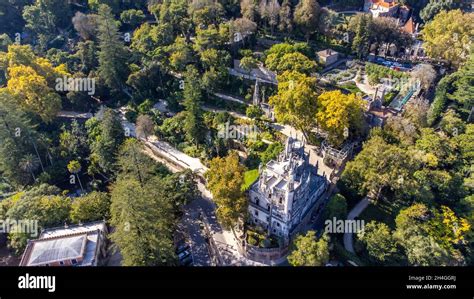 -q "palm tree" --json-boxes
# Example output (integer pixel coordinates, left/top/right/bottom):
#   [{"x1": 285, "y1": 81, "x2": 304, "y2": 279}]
[
  {"x1": 19, "y1": 154, "x2": 40, "y2": 182},
  {"x1": 68, "y1": 160, "x2": 84, "y2": 193}
]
